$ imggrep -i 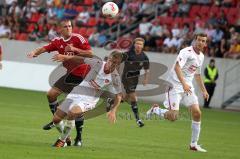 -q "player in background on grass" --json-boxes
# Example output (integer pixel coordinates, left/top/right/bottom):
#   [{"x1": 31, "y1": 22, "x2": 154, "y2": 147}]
[
  {"x1": 50, "y1": 51, "x2": 123, "y2": 147},
  {"x1": 122, "y1": 37, "x2": 150, "y2": 127},
  {"x1": 146, "y1": 33, "x2": 209, "y2": 152},
  {"x1": 27, "y1": 19, "x2": 93, "y2": 146}
]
